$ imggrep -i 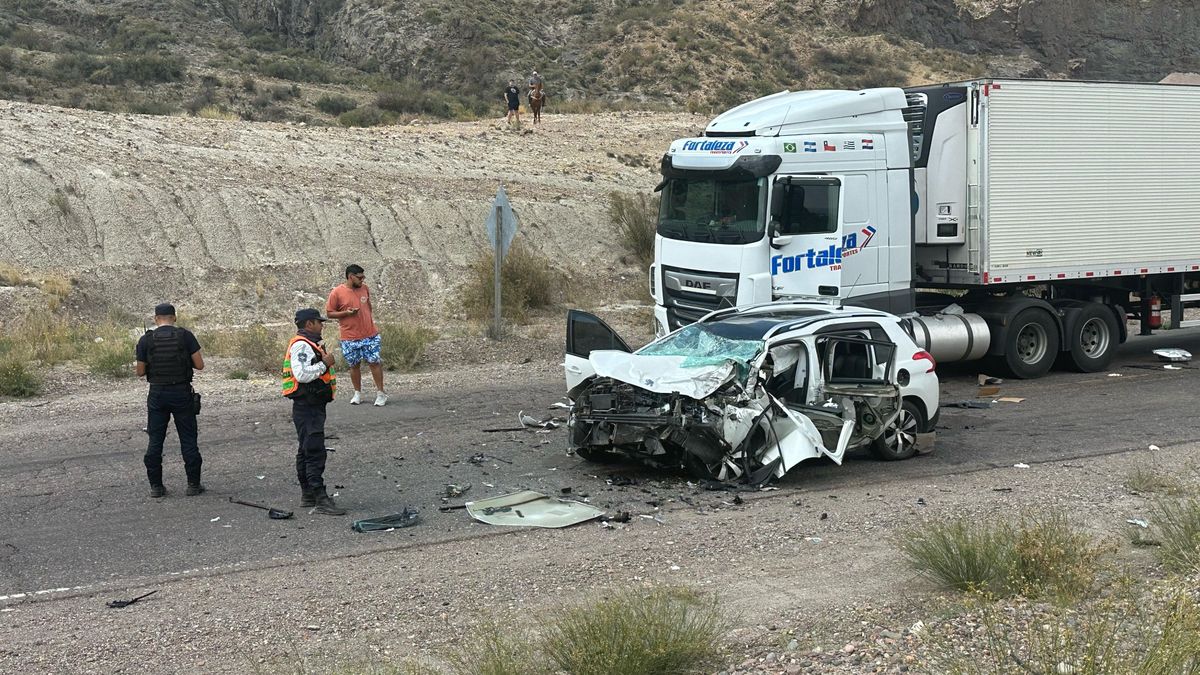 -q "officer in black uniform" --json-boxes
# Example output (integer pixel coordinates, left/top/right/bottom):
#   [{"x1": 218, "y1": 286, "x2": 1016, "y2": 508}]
[{"x1": 135, "y1": 303, "x2": 205, "y2": 498}]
